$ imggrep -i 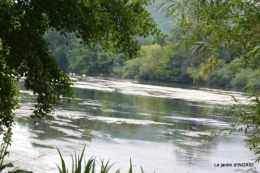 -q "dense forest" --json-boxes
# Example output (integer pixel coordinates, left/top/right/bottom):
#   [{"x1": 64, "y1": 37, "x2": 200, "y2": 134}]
[{"x1": 45, "y1": 1, "x2": 260, "y2": 91}]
